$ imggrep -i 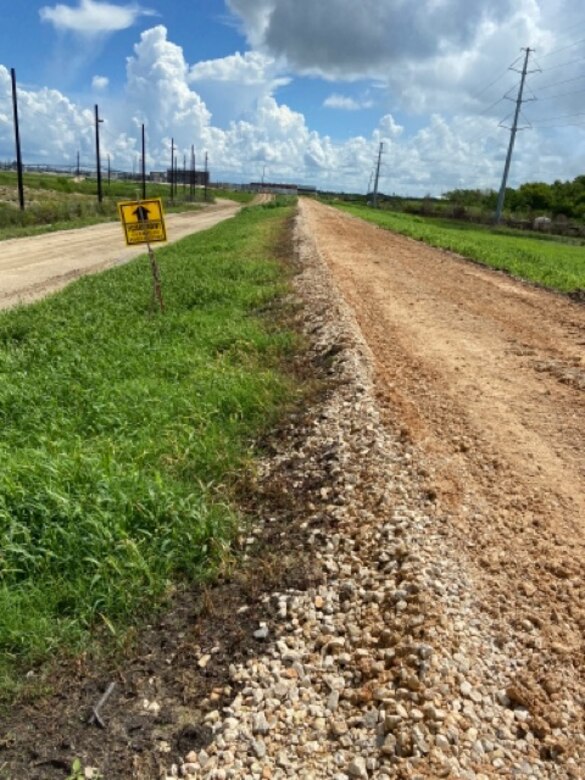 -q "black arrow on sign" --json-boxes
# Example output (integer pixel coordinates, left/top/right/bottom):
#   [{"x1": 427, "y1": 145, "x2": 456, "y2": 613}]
[{"x1": 133, "y1": 205, "x2": 150, "y2": 222}]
